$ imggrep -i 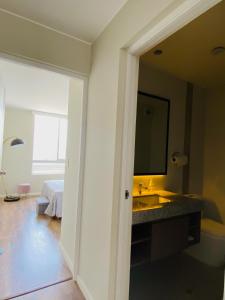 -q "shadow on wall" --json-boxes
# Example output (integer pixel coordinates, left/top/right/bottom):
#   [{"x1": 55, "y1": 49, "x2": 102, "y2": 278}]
[{"x1": 203, "y1": 199, "x2": 223, "y2": 223}]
